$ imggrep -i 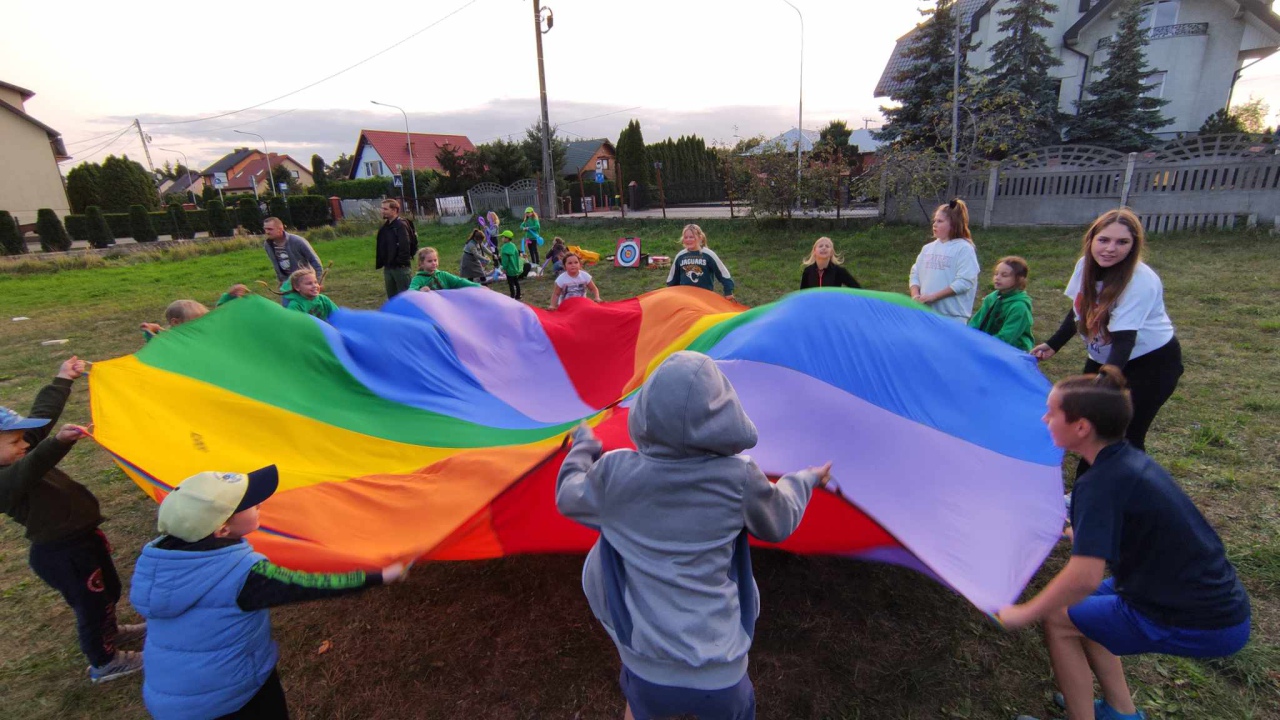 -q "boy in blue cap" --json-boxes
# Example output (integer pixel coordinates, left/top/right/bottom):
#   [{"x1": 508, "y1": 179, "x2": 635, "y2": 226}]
[
  {"x1": 0, "y1": 356, "x2": 146, "y2": 683},
  {"x1": 131, "y1": 465, "x2": 409, "y2": 719}
]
